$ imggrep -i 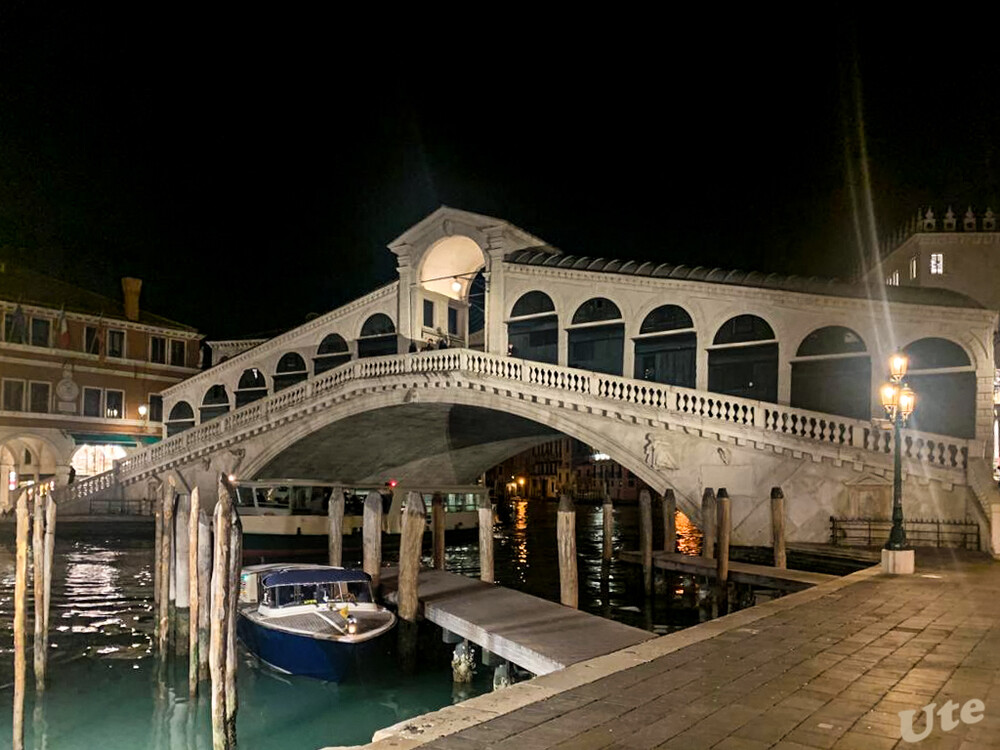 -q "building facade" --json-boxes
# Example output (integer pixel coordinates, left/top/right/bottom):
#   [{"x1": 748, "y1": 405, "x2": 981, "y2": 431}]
[{"x1": 0, "y1": 264, "x2": 201, "y2": 510}]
